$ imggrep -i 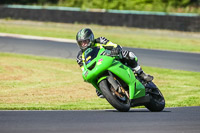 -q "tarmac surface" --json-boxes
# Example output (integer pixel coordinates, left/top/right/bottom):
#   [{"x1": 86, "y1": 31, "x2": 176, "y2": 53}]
[
  {"x1": 0, "y1": 36, "x2": 200, "y2": 72},
  {"x1": 0, "y1": 107, "x2": 200, "y2": 133}
]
